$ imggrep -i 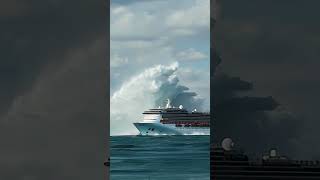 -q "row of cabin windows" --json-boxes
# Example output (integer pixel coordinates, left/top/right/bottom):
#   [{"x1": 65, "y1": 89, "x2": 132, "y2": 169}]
[
  {"x1": 175, "y1": 124, "x2": 209, "y2": 127},
  {"x1": 161, "y1": 120, "x2": 210, "y2": 124}
]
